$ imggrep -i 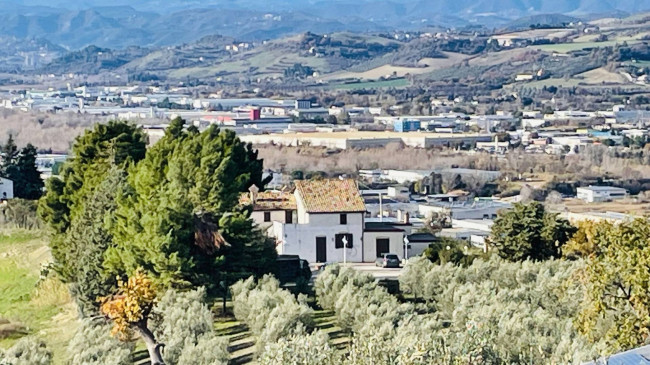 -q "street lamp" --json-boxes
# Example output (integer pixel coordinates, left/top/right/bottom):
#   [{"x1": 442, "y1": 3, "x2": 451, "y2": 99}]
[
  {"x1": 342, "y1": 236, "x2": 348, "y2": 265},
  {"x1": 403, "y1": 236, "x2": 410, "y2": 260}
]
